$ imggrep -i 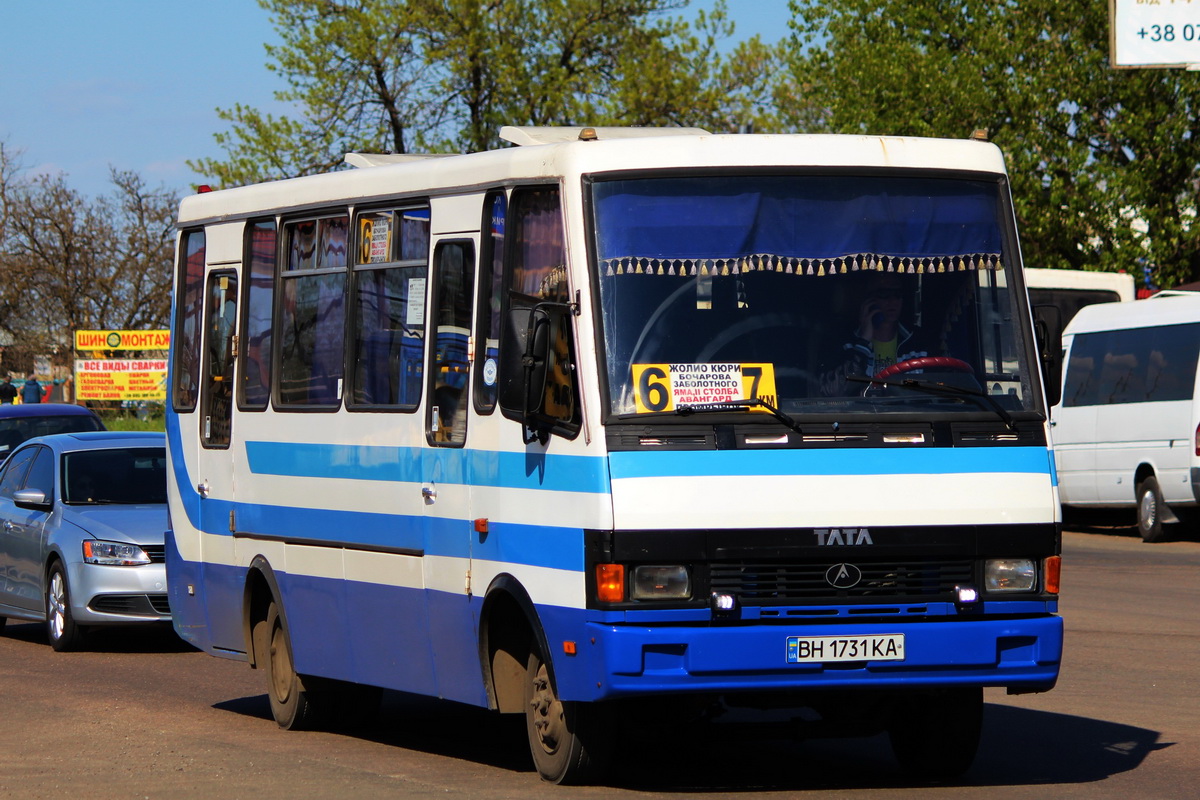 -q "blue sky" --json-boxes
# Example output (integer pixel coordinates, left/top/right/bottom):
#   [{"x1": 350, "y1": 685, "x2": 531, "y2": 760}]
[{"x1": 0, "y1": 0, "x2": 794, "y2": 199}]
